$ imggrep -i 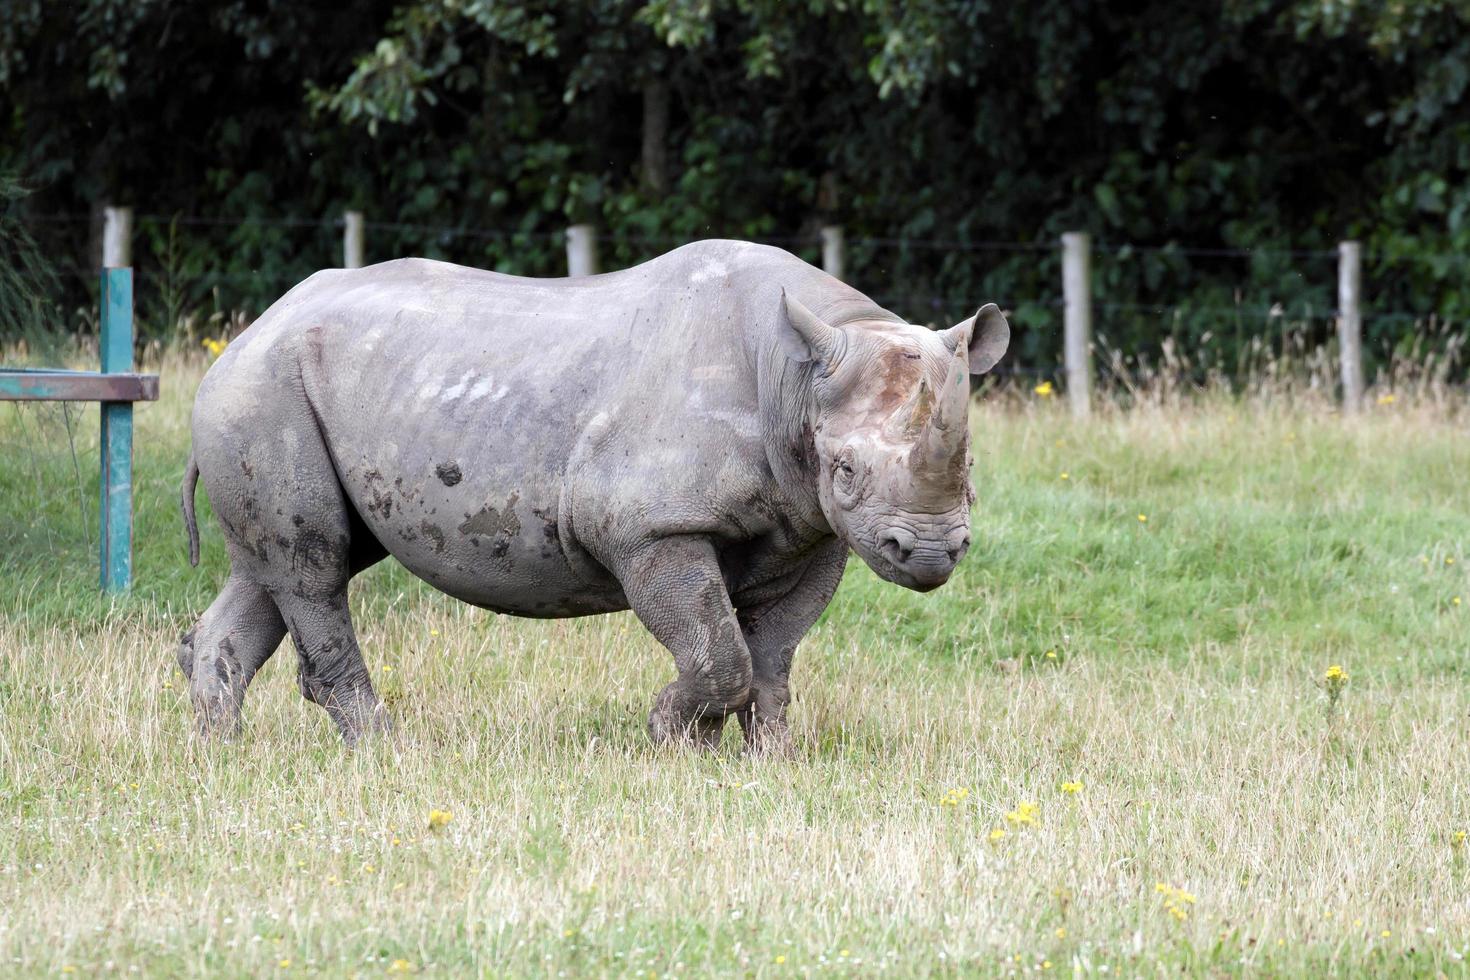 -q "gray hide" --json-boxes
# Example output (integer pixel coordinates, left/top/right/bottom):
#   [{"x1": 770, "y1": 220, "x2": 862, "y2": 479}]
[{"x1": 179, "y1": 240, "x2": 1009, "y2": 751}]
